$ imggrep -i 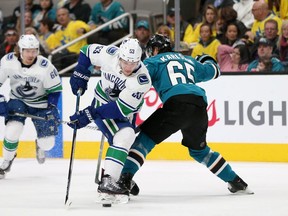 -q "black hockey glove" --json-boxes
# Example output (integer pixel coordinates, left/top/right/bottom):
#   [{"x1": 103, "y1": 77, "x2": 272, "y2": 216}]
[{"x1": 195, "y1": 54, "x2": 218, "y2": 64}]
